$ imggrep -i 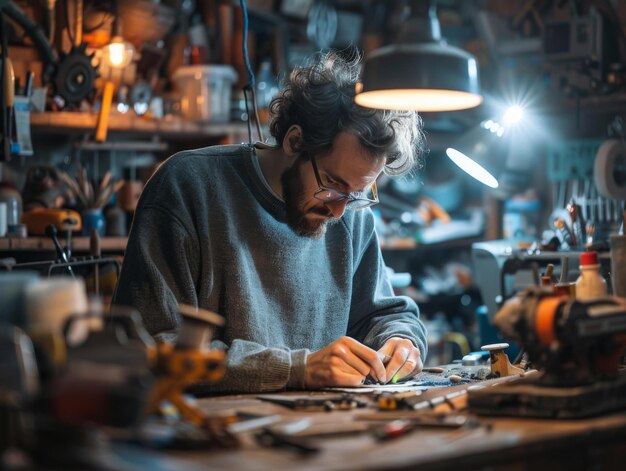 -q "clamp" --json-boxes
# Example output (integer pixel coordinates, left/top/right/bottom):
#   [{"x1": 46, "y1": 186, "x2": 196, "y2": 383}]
[{"x1": 481, "y1": 343, "x2": 524, "y2": 377}]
